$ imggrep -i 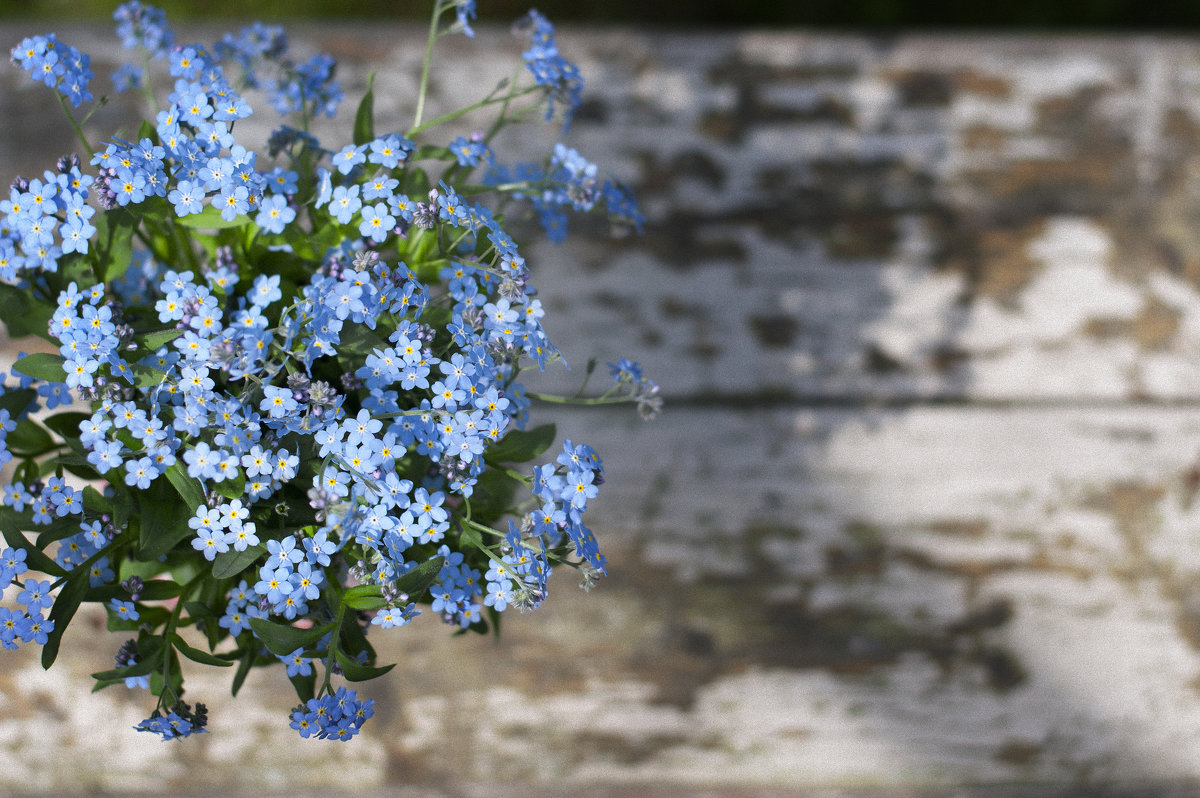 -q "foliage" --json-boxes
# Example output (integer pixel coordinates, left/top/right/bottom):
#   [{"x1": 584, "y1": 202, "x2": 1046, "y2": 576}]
[{"x1": 0, "y1": 0, "x2": 658, "y2": 741}]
